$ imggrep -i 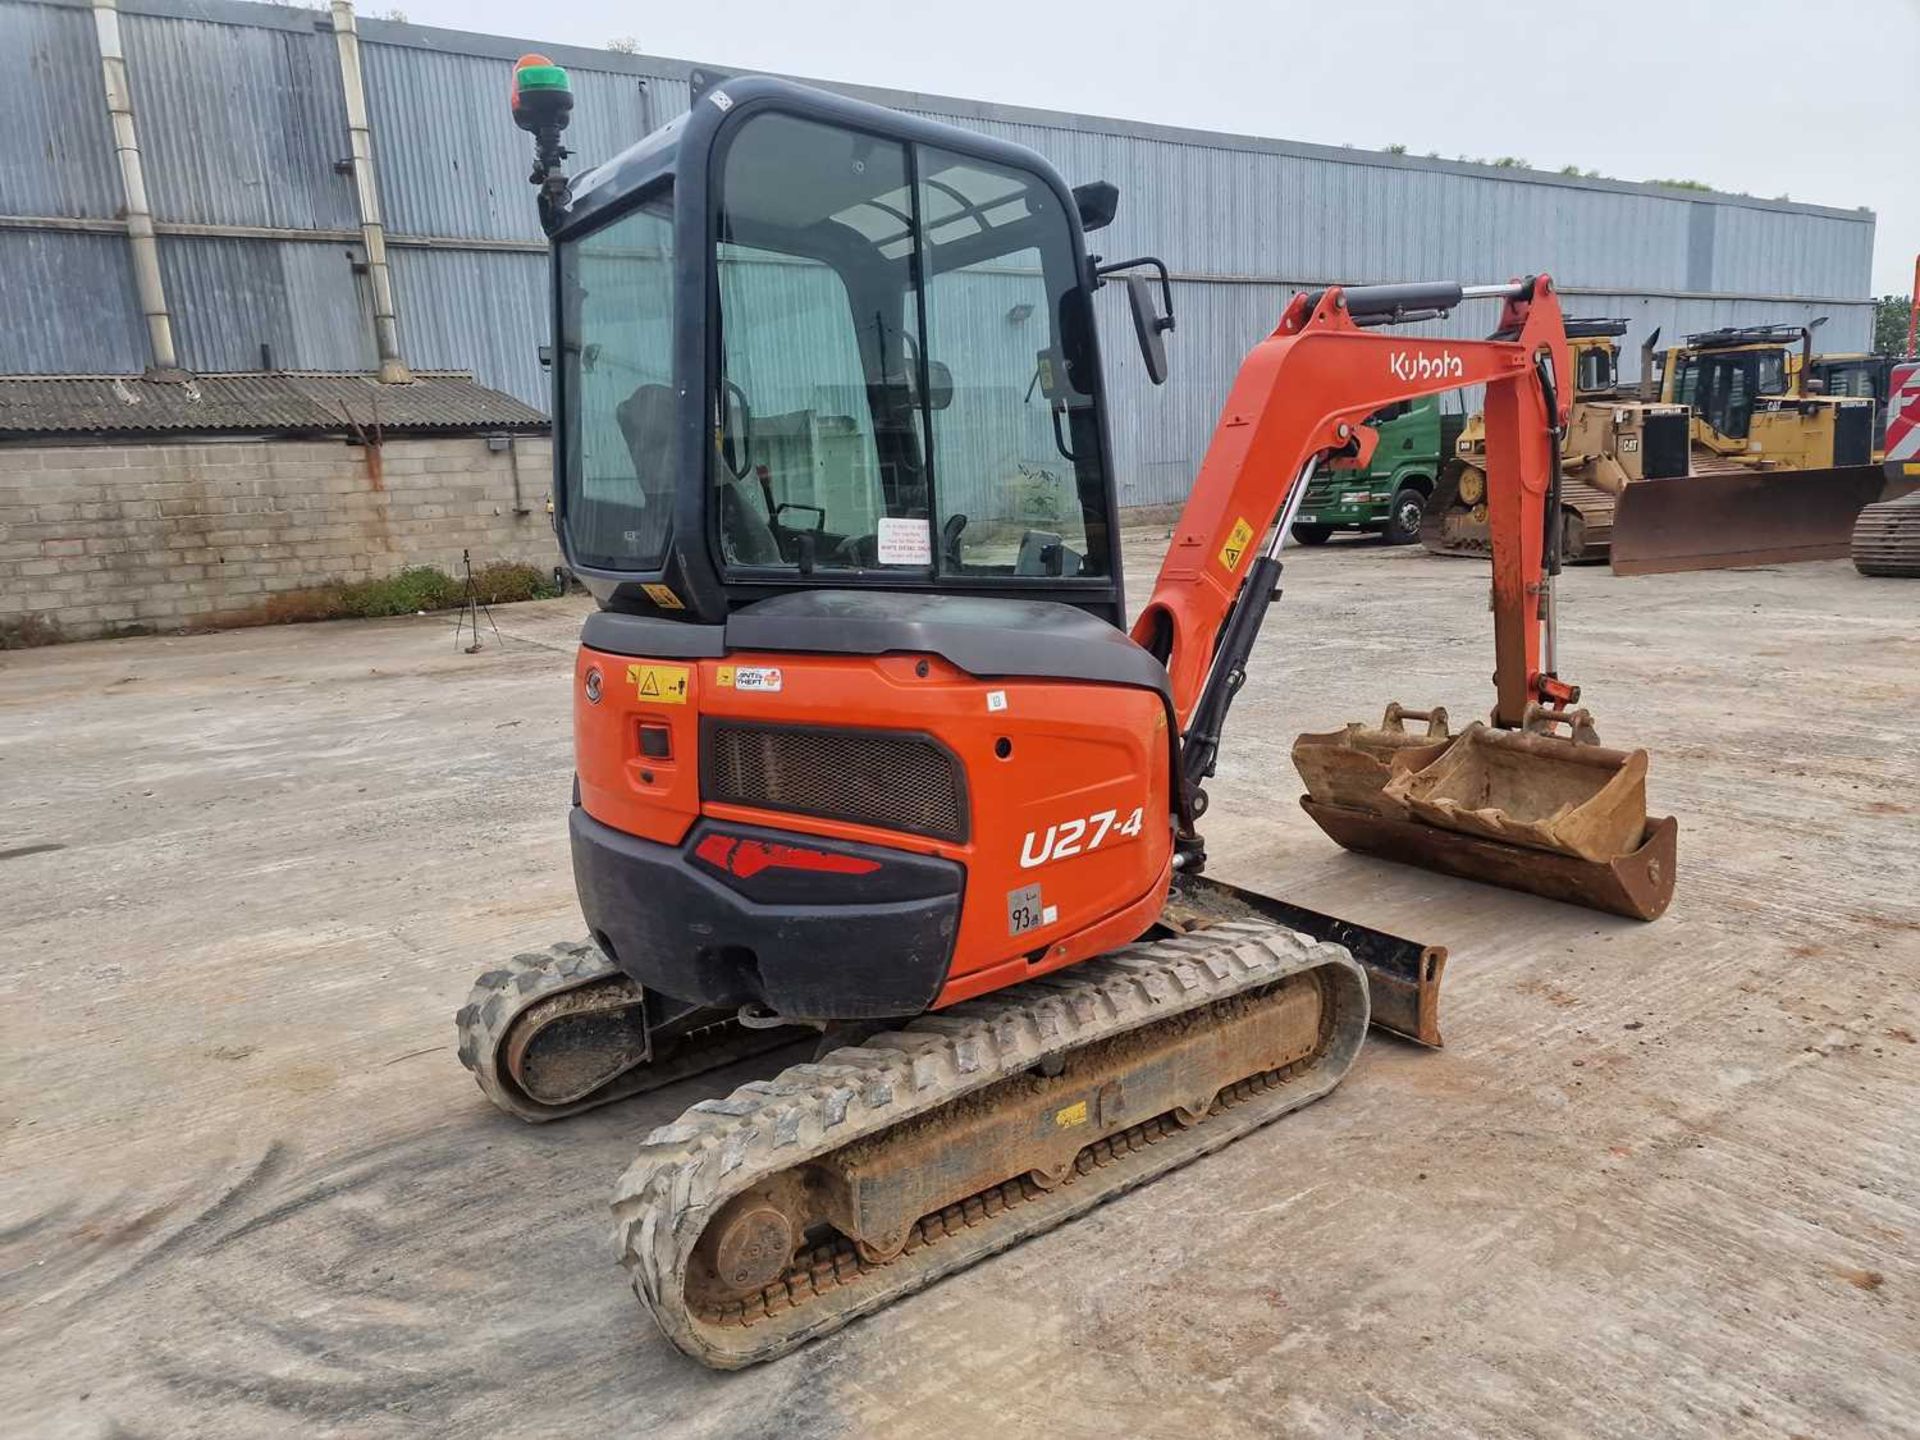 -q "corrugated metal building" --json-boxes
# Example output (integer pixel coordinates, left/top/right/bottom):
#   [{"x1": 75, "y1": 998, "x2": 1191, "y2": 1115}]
[{"x1": 2, "y1": 0, "x2": 1878, "y2": 506}]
